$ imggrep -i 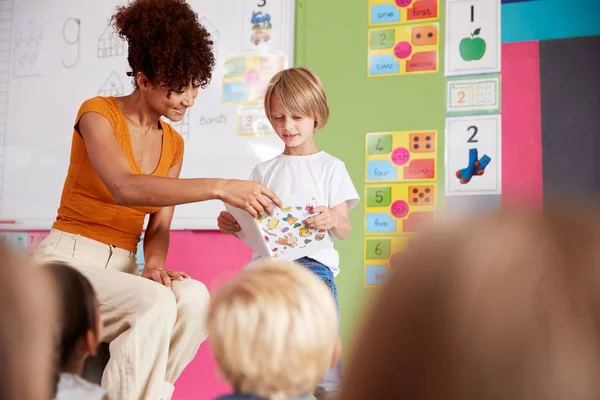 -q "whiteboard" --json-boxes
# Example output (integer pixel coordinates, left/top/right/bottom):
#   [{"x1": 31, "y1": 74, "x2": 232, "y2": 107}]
[{"x1": 0, "y1": 0, "x2": 294, "y2": 230}]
